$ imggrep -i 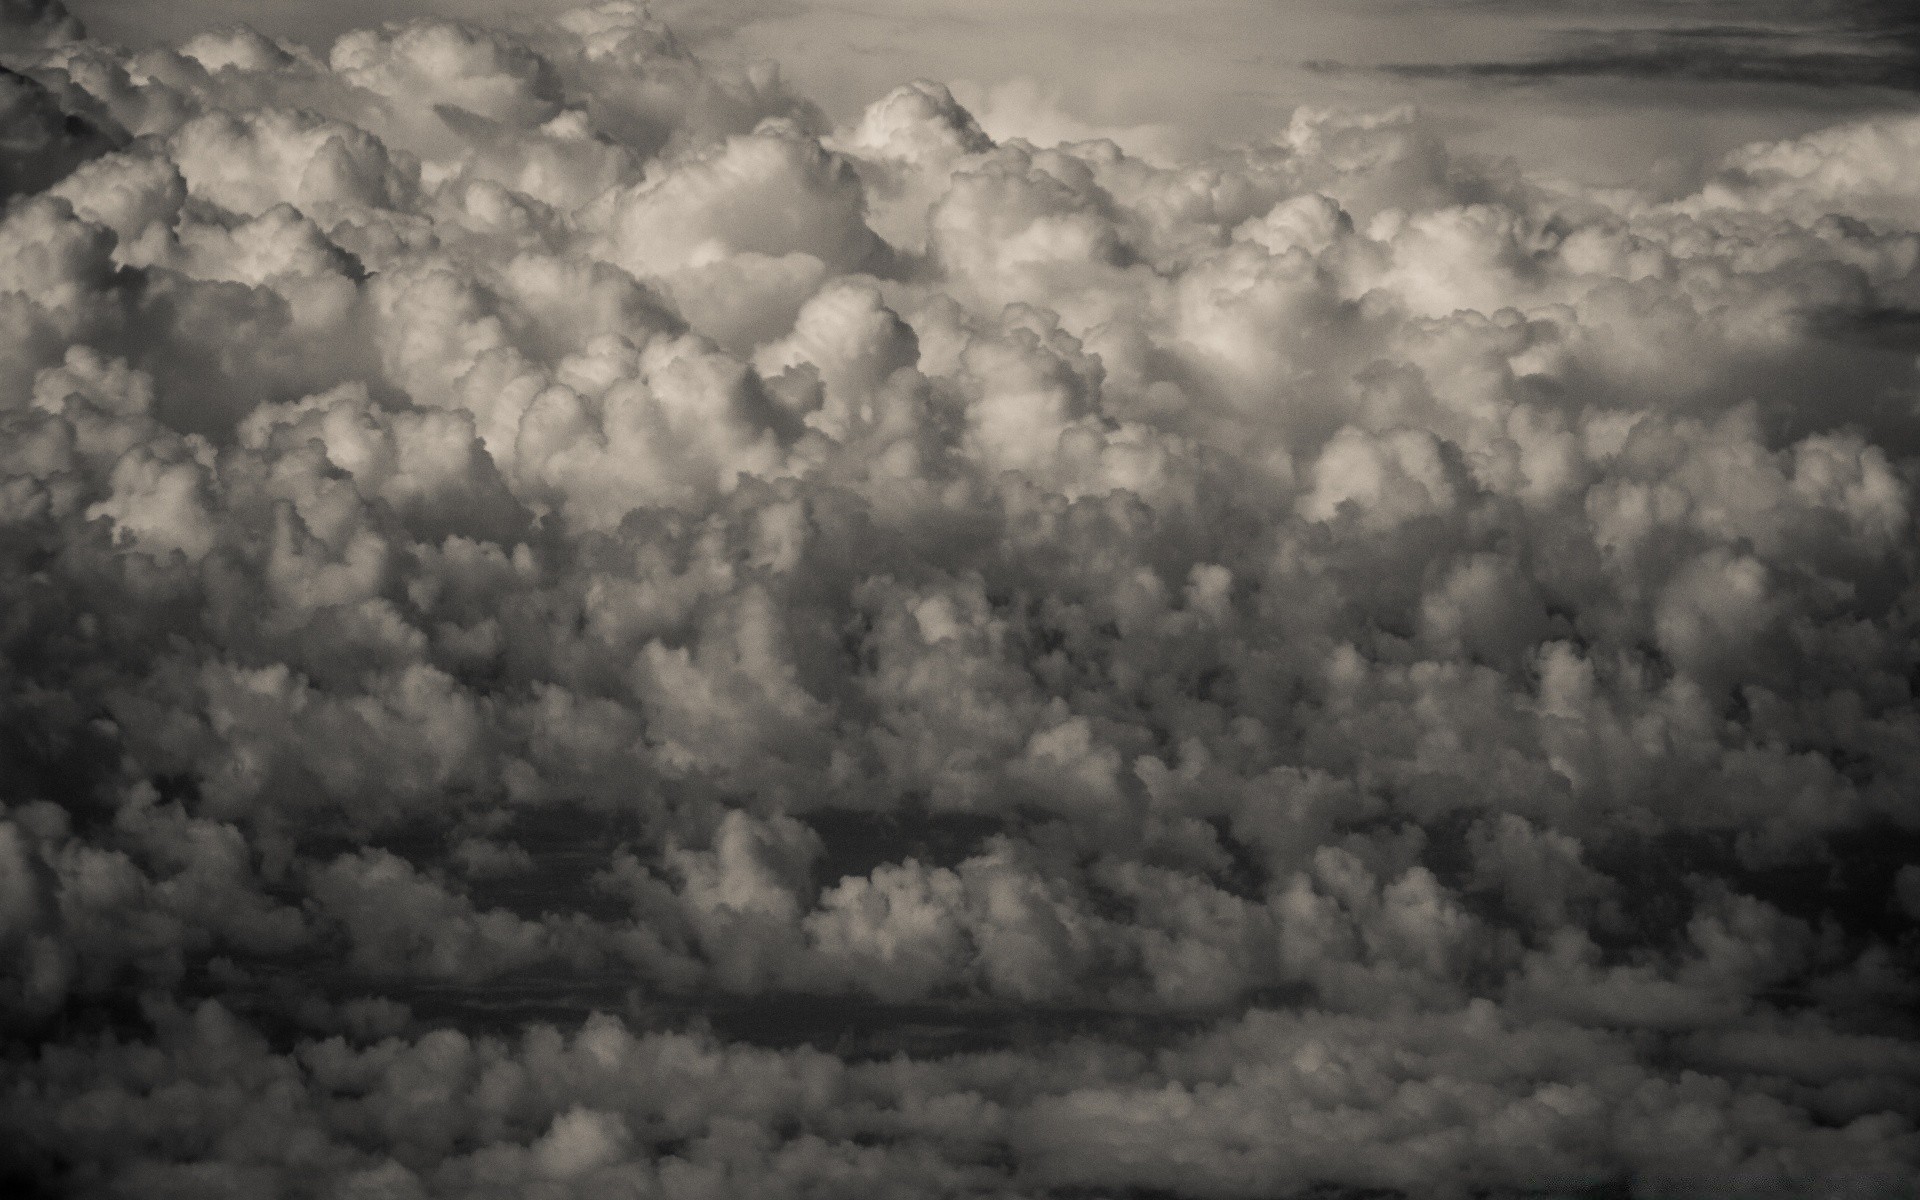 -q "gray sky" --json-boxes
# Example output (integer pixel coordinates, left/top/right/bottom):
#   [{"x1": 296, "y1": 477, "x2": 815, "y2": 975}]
[{"x1": 64, "y1": 0, "x2": 1920, "y2": 183}]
